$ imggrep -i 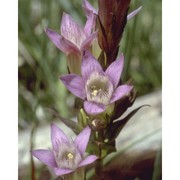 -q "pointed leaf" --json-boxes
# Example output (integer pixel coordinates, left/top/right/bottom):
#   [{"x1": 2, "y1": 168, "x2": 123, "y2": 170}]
[
  {"x1": 107, "y1": 105, "x2": 150, "y2": 143},
  {"x1": 47, "y1": 108, "x2": 79, "y2": 134}
]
